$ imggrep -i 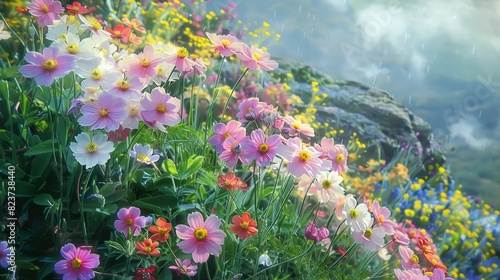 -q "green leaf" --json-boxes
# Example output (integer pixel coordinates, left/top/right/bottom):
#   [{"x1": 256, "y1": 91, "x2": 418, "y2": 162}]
[
  {"x1": 14, "y1": 181, "x2": 38, "y2": 197},
  {"x1": 198, "y1": 185, "x2": 207, "y2": 200},
  {"x1": 32, "y1": 193, "x2": 55, "y2": 207},
  {"x1": 180, "y1": 155, "x2": 204, "y2": 180},
  {"x1": 163, "y1": 159, "x2": 178, "y2": 177},
  {"x1": 132, "y1": 200, "x2": 163, "y2": 215},
  {"x1": 24, "y1": 140, "x2": 59, "y2": 156},
  {"x1": 105, "y1": 240, "x2": 126, "y2": 253},
  {"x1": 99, "y1": 183, "x2": 121, "y2": 197},
  {"x1": 13, "y1": 260, "x2": 39, "y2": 271},
  {"x1": 0, "y1": 66, "x2": 20, "y2": 79},
  {"x1": 136, "y1": 195, "x2": 177, "y2": 209}
]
